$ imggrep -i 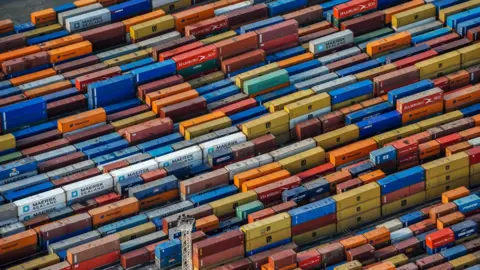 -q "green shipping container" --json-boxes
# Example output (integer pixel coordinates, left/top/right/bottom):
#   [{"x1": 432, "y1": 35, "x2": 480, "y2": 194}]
[
  {"x1": 243, "y1": 69, "x2": 289, "y2": 96},
  {"x1": 178, "y1": 59, "x2": 219, "y2": 79},
  {"x1": 236, "y1": 200, "x2": 264, "y2": 220},
  {"x1": 354, "y1": 28, "x2": 394, "y2": 45},
  {"x1": 0, "y1": 152, "x2": 23, "y2": 164}
]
